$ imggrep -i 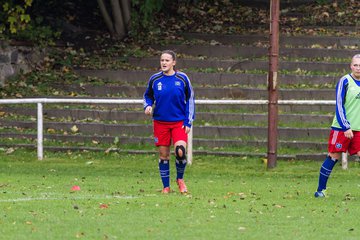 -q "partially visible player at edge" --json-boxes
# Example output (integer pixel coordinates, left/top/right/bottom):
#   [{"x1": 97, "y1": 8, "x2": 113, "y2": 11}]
[
  {"x1": 143, "y1": 50, "x2": 195, "y2": 194},
  {"x1": 315, "y1": 54, "x2": 360, "y2": 198}
]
